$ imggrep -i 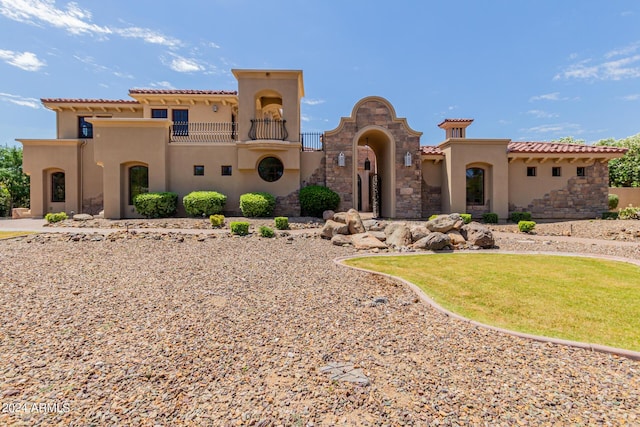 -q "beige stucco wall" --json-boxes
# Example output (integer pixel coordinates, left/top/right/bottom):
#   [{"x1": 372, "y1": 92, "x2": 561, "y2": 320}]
[
  {"x1": 609, "y1": 187, "x2": 640, "y2": 209},
  {"x1": 90, "y1": 118, "x2": 169, "y2": 219},
  {"x1": 439, "y1": 139, "x2": 510, "y2": 218},
  {"x1": 19, "y1": 140, "x2": 81, "y2": 217},
  {"x1": 508, "y1": 159, "x2": 594, "y2": 208},
  {"x1": 140, "y1": 102, "x2": 233, "y2": 123},
  {"x1": 56, "y1": 109, "x2": 141, "y2": 139}
]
